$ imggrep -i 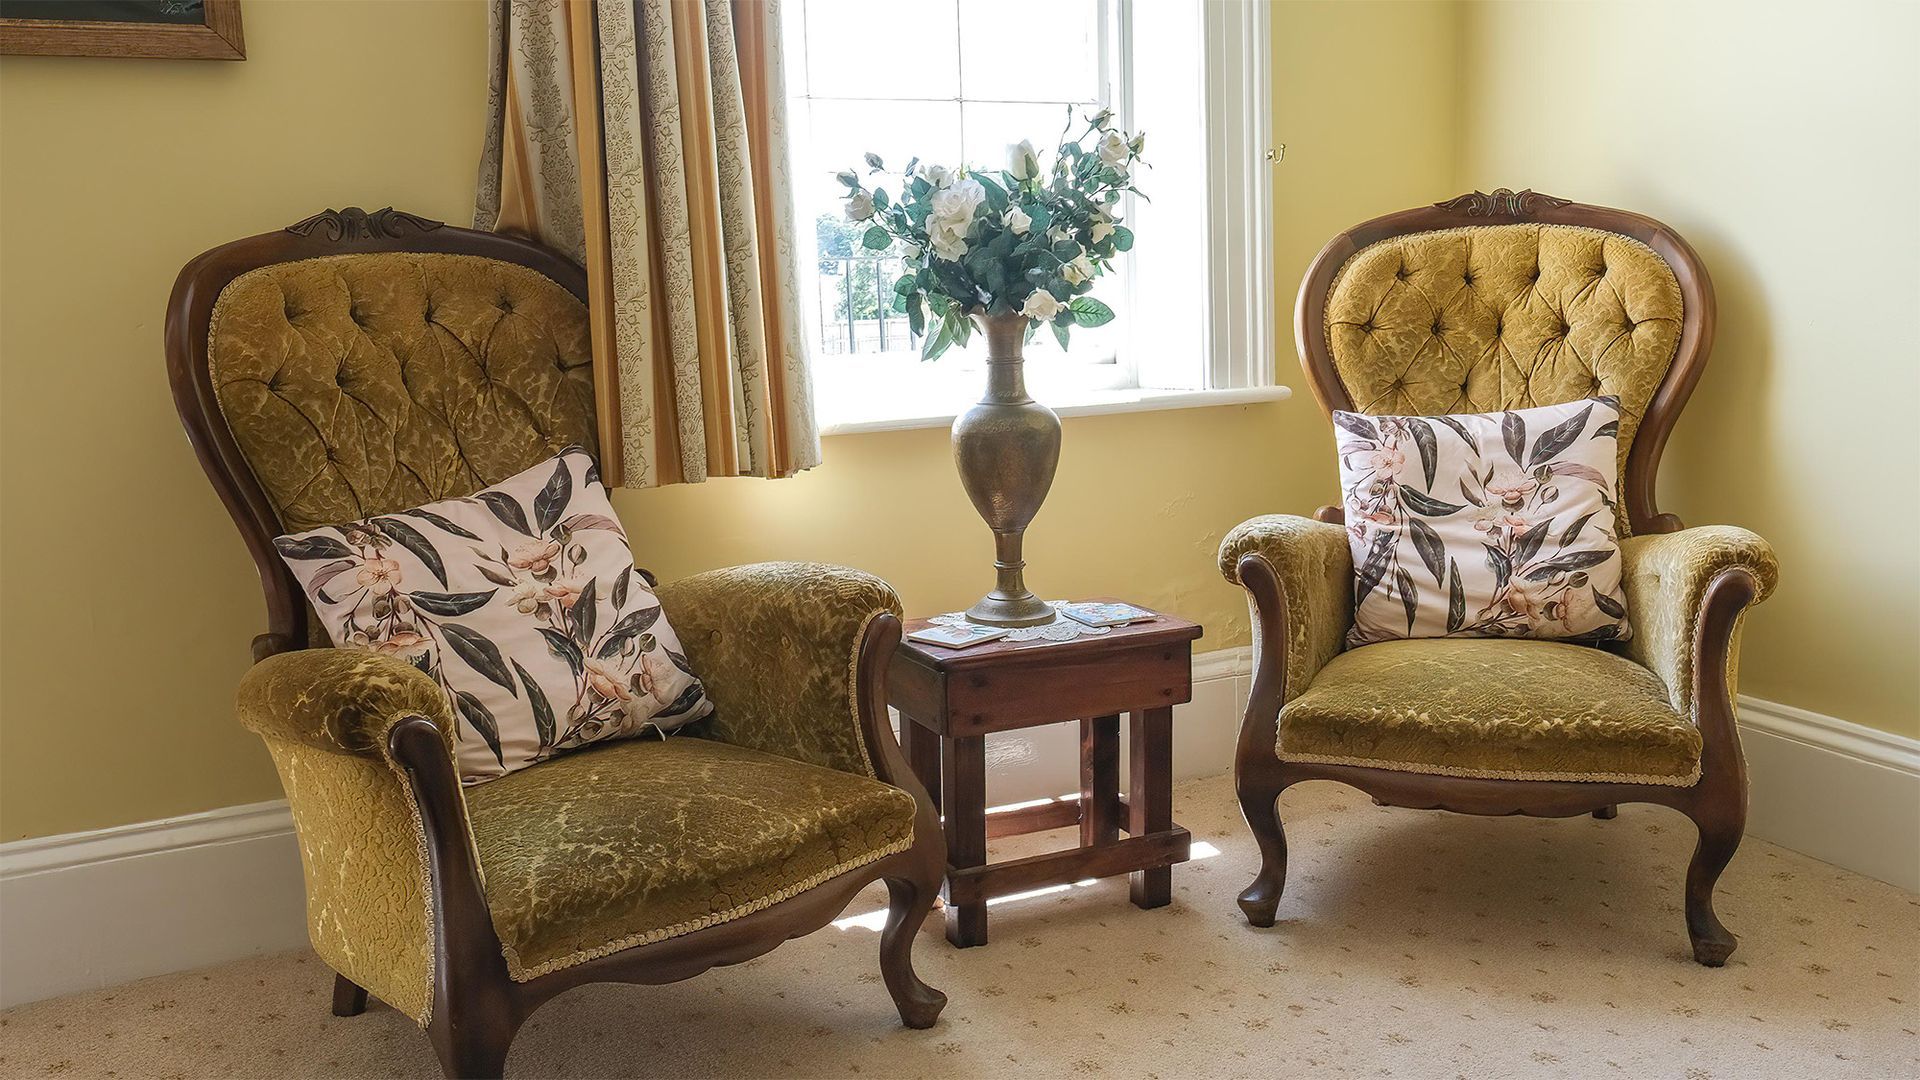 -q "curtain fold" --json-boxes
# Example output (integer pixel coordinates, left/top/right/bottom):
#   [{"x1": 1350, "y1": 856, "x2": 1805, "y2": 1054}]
[{"x1": 477, "y1": 0, "x2": 820, "y2": 488}]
